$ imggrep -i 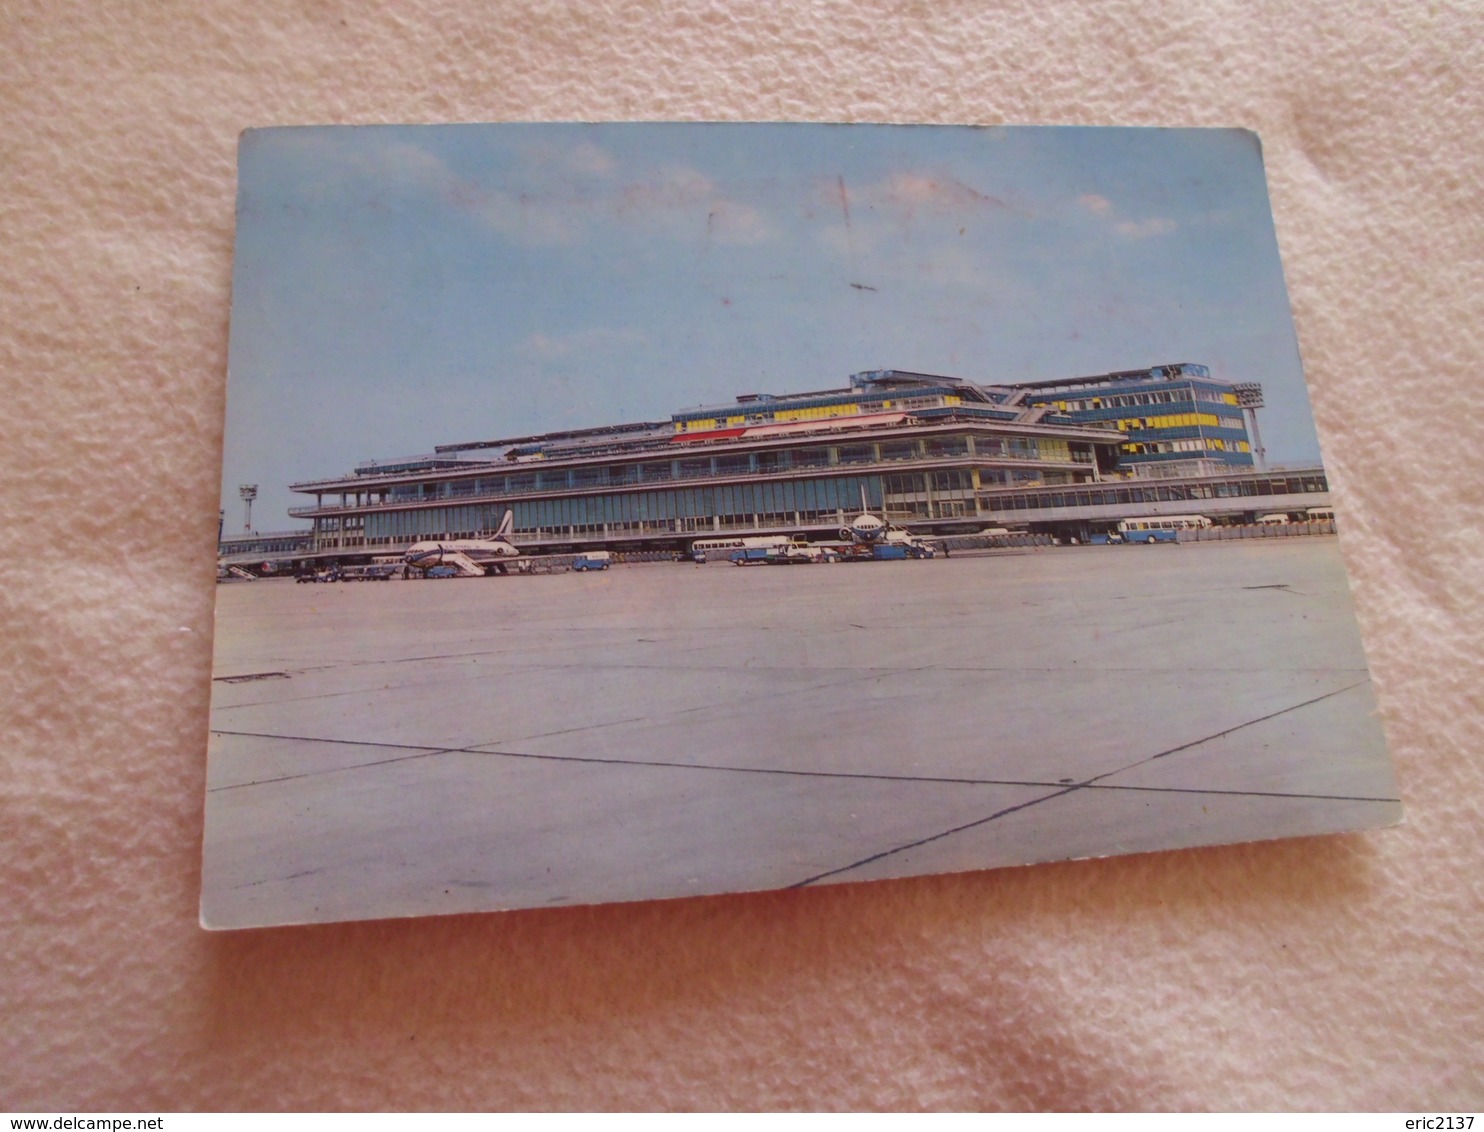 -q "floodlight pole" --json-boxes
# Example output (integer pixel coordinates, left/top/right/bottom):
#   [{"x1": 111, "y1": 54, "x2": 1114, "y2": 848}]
[
  {"x1": 239, "y1": 484, "x2": 258, "y2": 533},
  {"x1": 1232, "y1": 383, "x2": 1267, "y2": 469}
]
